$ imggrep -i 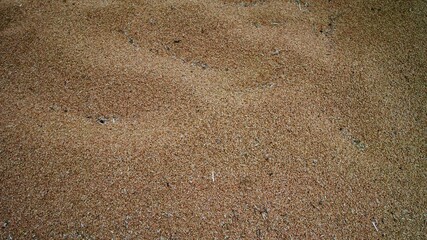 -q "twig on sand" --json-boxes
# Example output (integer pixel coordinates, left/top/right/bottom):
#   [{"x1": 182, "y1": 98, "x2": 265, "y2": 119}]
[
  {"x1": 295, "y1": 0, "x2": 308, "y2": 11},
  {"x1": 211, "y1": 171, "x2": 215, "y2": 182},
  {"x1": 372, "y1": 220, "x2": 379, "y2": 232},
  {"x1": 295, "y1": 0, "x2": 302, "y2": 10}
]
